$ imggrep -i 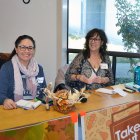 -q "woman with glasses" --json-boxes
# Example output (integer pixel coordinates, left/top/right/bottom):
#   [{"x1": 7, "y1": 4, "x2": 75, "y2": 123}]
[
  {"x1": 0, "y1": 35, "x2": 46, "y2": 109},
  {"x1": 65, "y1": 28, "x2": 114, "y2": 90}
]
